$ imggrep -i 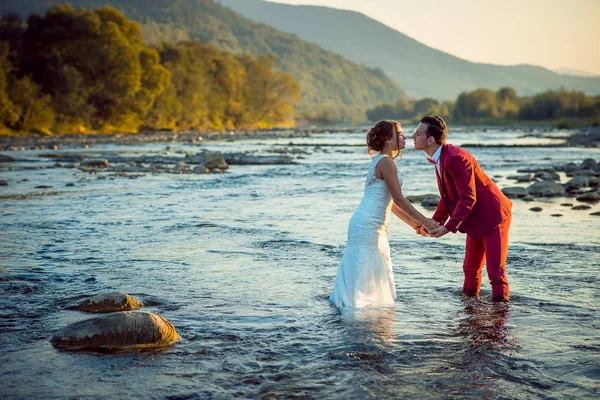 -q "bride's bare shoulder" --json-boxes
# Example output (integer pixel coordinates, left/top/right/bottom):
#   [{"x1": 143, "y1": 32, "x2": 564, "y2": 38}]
[{"x1": 375, "y1": 156, "x2": 397, "y2": 178}]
